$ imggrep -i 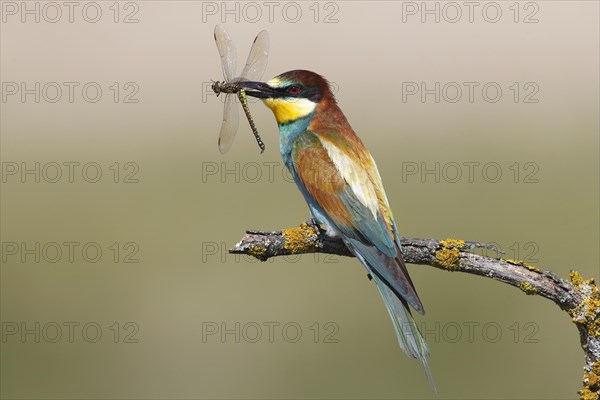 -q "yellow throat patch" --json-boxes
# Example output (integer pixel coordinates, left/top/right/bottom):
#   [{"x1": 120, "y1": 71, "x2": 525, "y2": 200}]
[
  {"x1": 262, "y1": 78, "x2": 316, "y2": 124},
  {"x1": 263, "y1": 98, "x2": 316, "y2": 124}
]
